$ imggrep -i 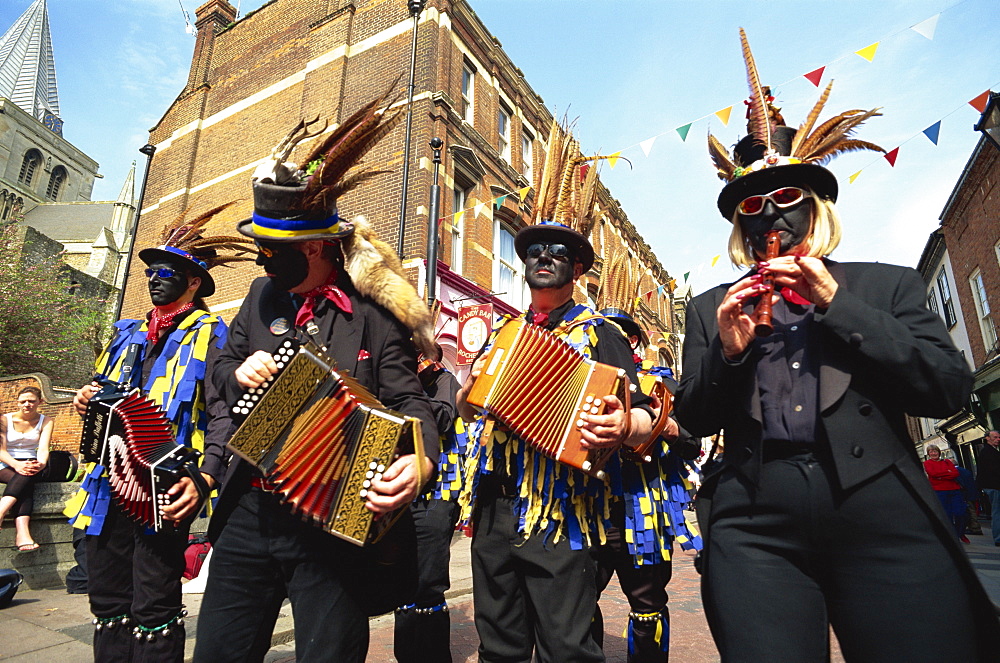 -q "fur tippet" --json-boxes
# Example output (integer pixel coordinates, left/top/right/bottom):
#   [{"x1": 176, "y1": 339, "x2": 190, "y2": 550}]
[{"x1": 341, "y1": 216, "x2": 435, "y2": 357}]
